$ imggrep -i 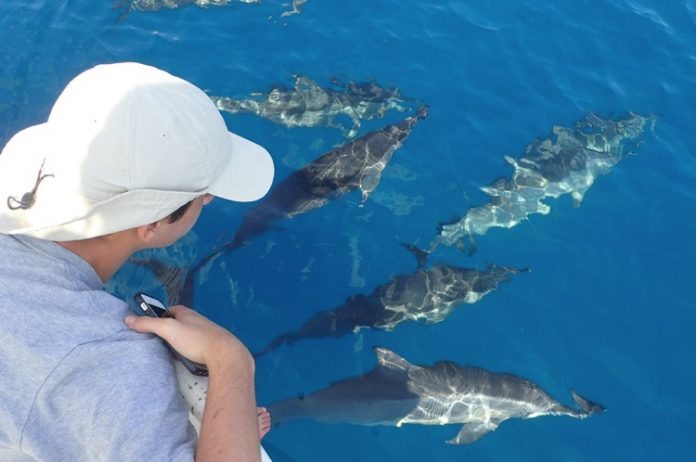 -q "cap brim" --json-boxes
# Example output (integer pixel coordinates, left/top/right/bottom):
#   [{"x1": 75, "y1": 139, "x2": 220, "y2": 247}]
[
  {"x1": 208, "y1": 132, "x2": 274, "y2": 203},
  {"x1": 0, "y1": 123, "x2": 204, "y2": 240}
]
